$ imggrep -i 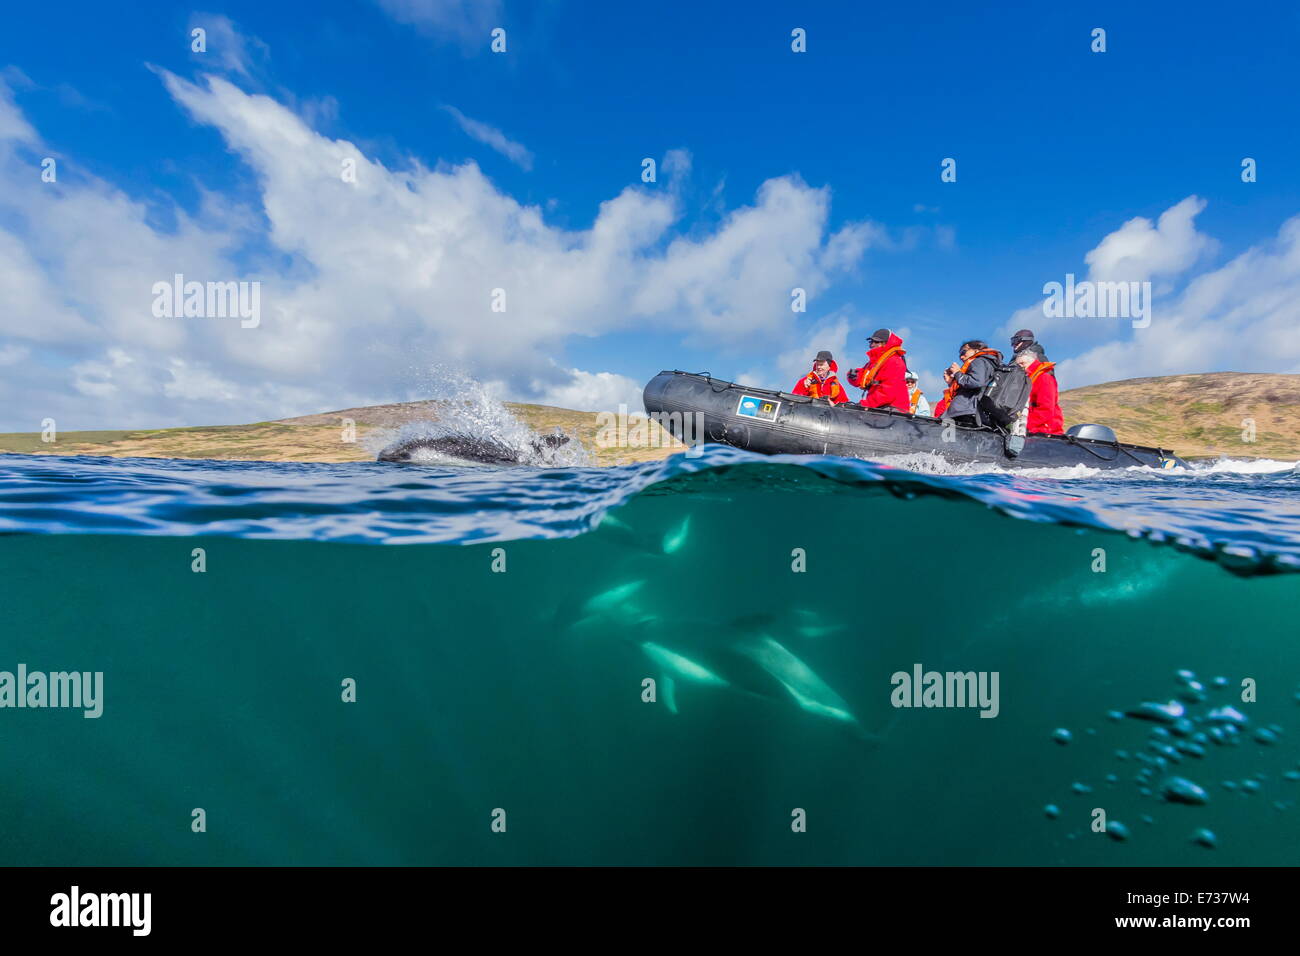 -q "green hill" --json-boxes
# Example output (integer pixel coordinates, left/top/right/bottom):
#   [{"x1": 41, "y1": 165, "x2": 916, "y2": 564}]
[{"x1": 1059, "y1": 372, "x2": 1300, "y2": 459}]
